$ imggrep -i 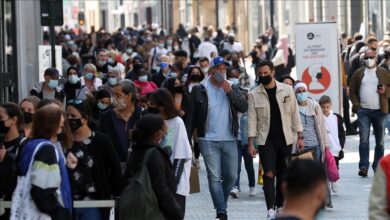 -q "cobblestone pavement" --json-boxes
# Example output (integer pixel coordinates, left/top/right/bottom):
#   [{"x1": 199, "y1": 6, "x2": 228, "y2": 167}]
[{"x1": 186, "y1": 132, "x2": 390, "y2": 219}]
